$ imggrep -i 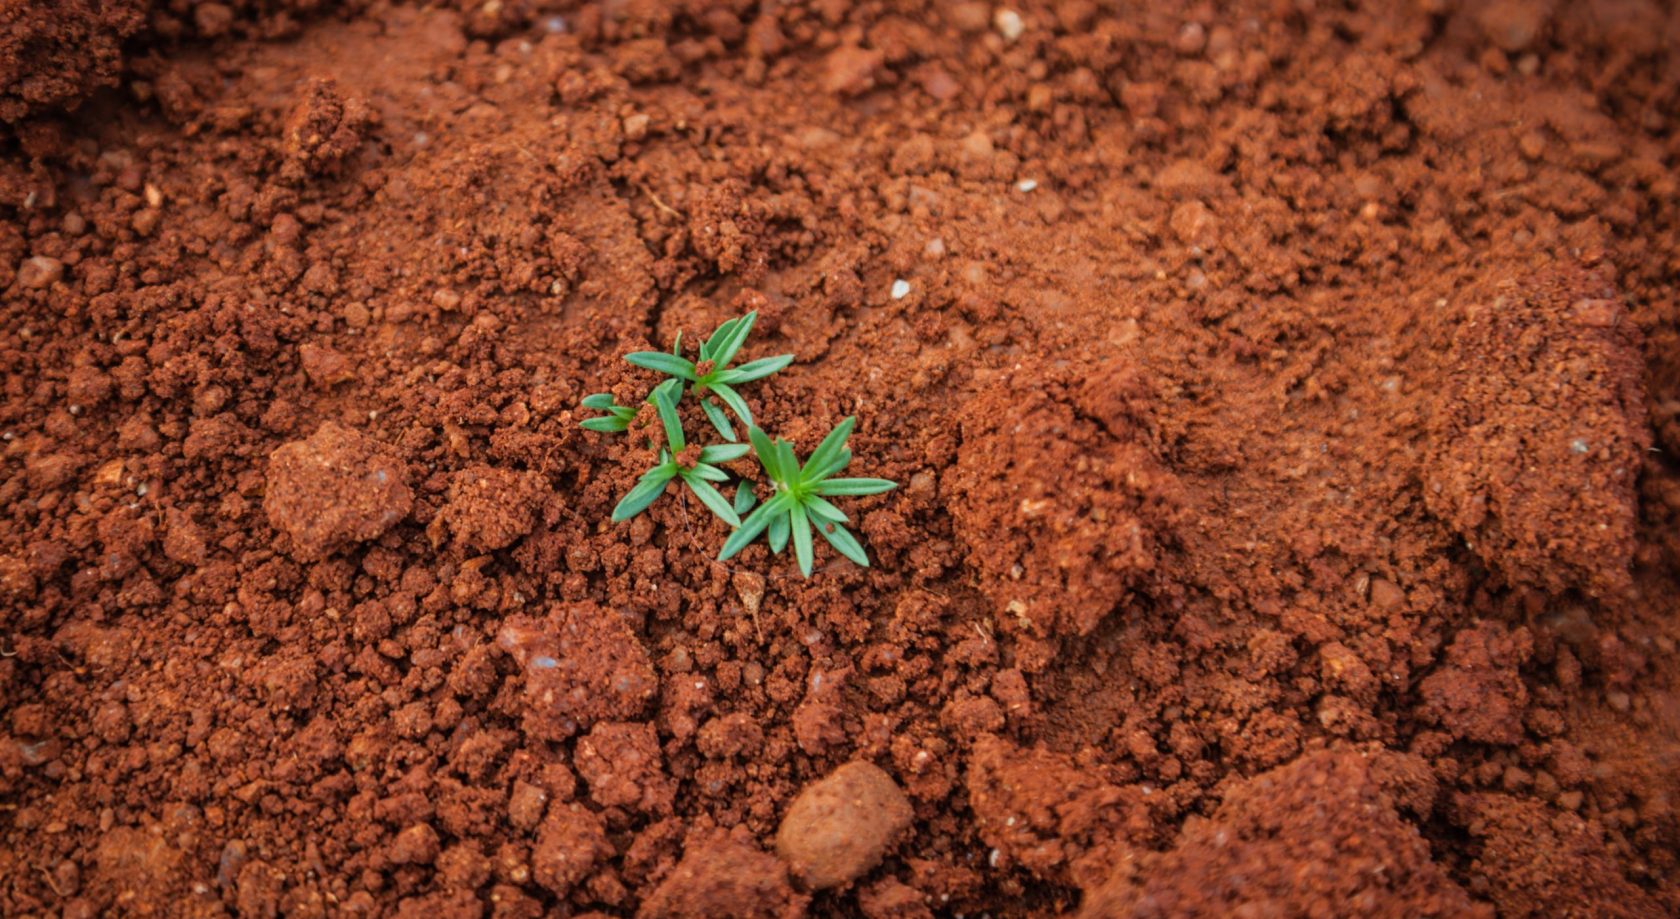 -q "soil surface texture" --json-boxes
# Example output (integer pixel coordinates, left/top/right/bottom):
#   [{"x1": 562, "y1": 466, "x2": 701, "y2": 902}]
[{"x1": 3, "y1": 1, "x2": 1680, "y2": 917}]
